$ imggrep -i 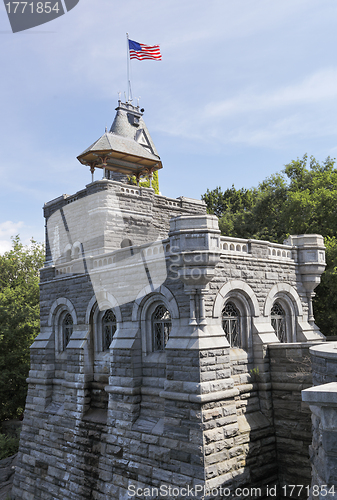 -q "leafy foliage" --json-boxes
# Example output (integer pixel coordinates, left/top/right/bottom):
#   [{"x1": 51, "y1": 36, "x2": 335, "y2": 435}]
[
  {"x1": 0, "y1": 432, "x2": 20, "y2": 460},
  {"x1": 202, "y1": 155, "x2": 337, "y2": 335},
  {"x1": 203, "y1": 185, "x2": 257, "y2": 238},
  {"x1": 313, "y1": 237, "x2": 337, "y2": 336},
  {"x1": 128, "y1": 170, "x2": 160, "y2": 194},
  {"x1": 0, "y1": 236, "x2": 44, "y2": 421}
]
